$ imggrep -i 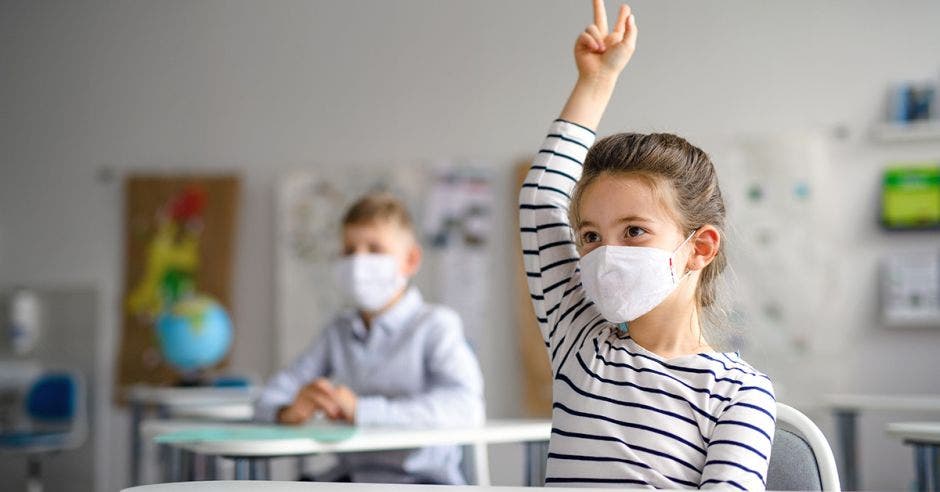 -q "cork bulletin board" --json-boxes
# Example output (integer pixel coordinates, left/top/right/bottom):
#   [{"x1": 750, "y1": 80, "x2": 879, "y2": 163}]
[{"x1": 116, "y1": 175, "x2": 240, "y2": 400}]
